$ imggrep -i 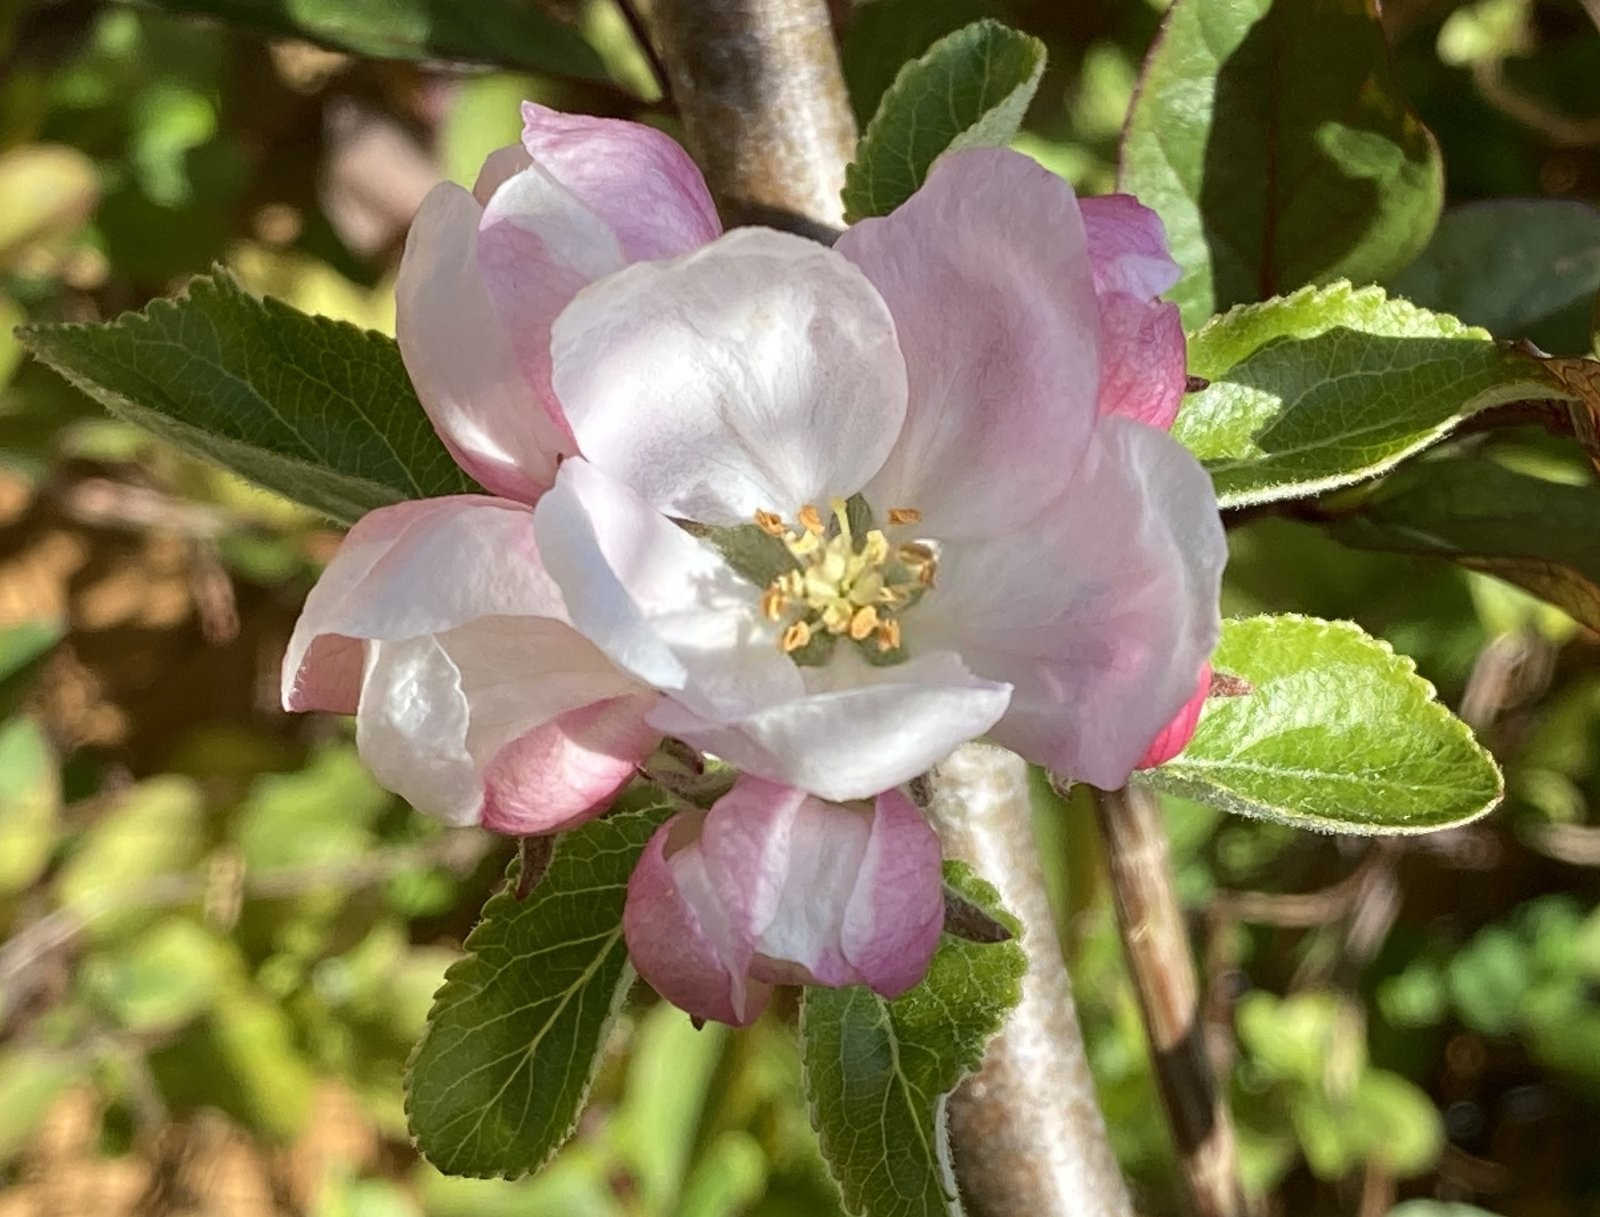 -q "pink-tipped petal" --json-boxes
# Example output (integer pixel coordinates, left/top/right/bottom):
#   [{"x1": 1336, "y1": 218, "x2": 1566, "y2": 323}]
[
  {"x1": 520, "y1": 101, "x2": 721, "y2": 261},
  {"x1": 625, "y1": 813, "x2": 770, "y2": 1027},
  {"x1": 480, "y1": 693, "x2": 660, "y2": 835},
  {"x1": 1136, "y1": 663, "x2": 1211, "y2": 770},
  {"x1": 396, "y1": 184, "x2": 568, "y2": 501},
  {"x1": 281, "y1": 496, "x2": 564, "y2": 713},
  {"x1": 837, "y1": 147, "x2": 1101, "y2": 538},
  {"x1": 1080, "y1": 194, "x2": 1188, "y2": 431},
  {"x1": 625, "y1": 777, "x2": 945, "y2": 1024},
  {"x1": 840, "y1": 788, "x2": 944, "y2": 998},
  {"x1": 550, "y1": 228, "x2": 908, "y2": 525},
  {"x1": 919, "y1": 417, "x2": 1225, "y2": 791}
]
